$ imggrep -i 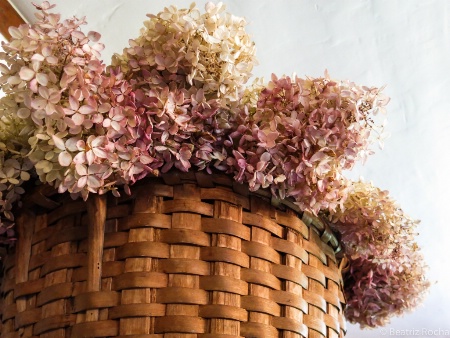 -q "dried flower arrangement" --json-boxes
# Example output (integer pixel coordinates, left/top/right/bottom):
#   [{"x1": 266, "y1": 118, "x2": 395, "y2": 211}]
[{"x1": 0, "y1": 1, "x2": 428, "y2": 329}]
